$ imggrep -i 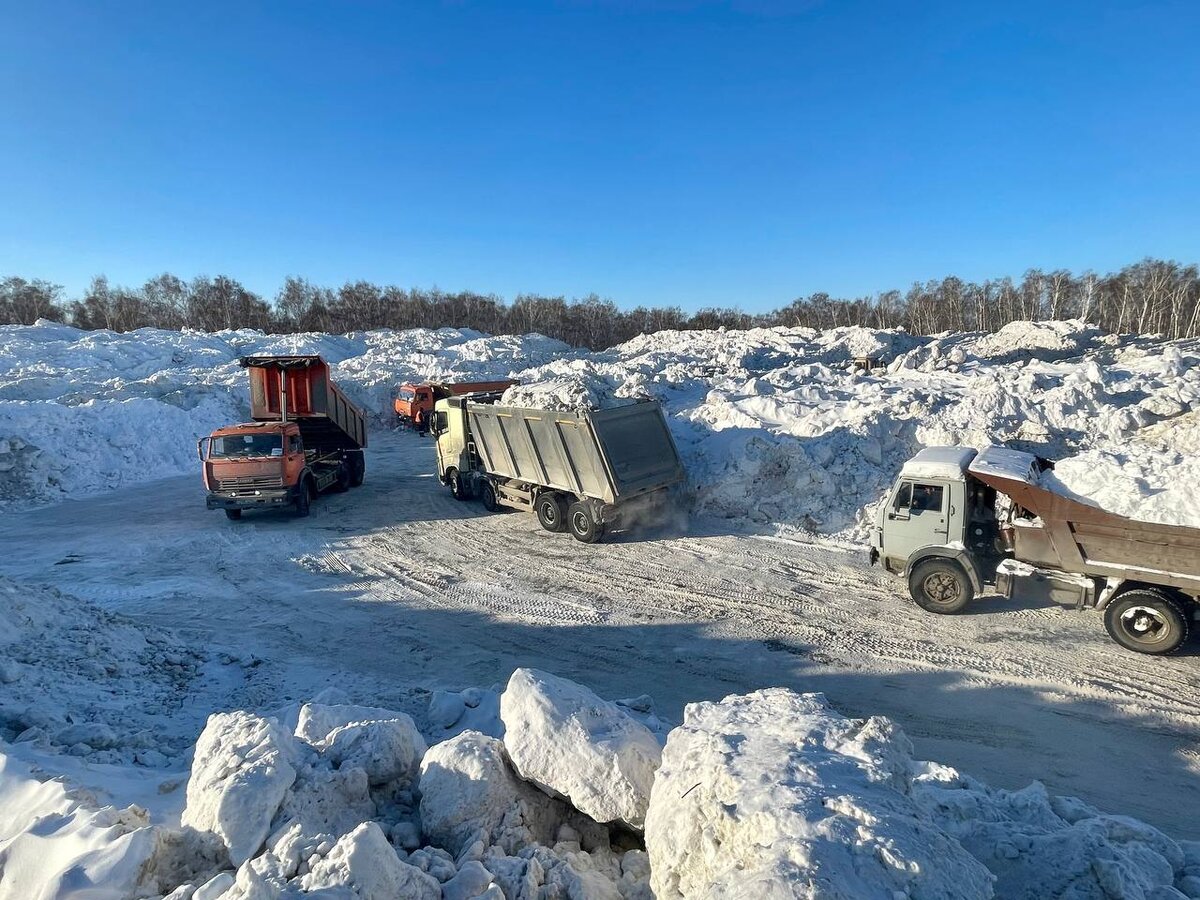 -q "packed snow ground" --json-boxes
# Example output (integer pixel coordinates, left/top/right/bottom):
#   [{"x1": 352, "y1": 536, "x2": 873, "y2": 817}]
[{"x1": 2, "y1": 319, "x2": 1200, "y2": 896}]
